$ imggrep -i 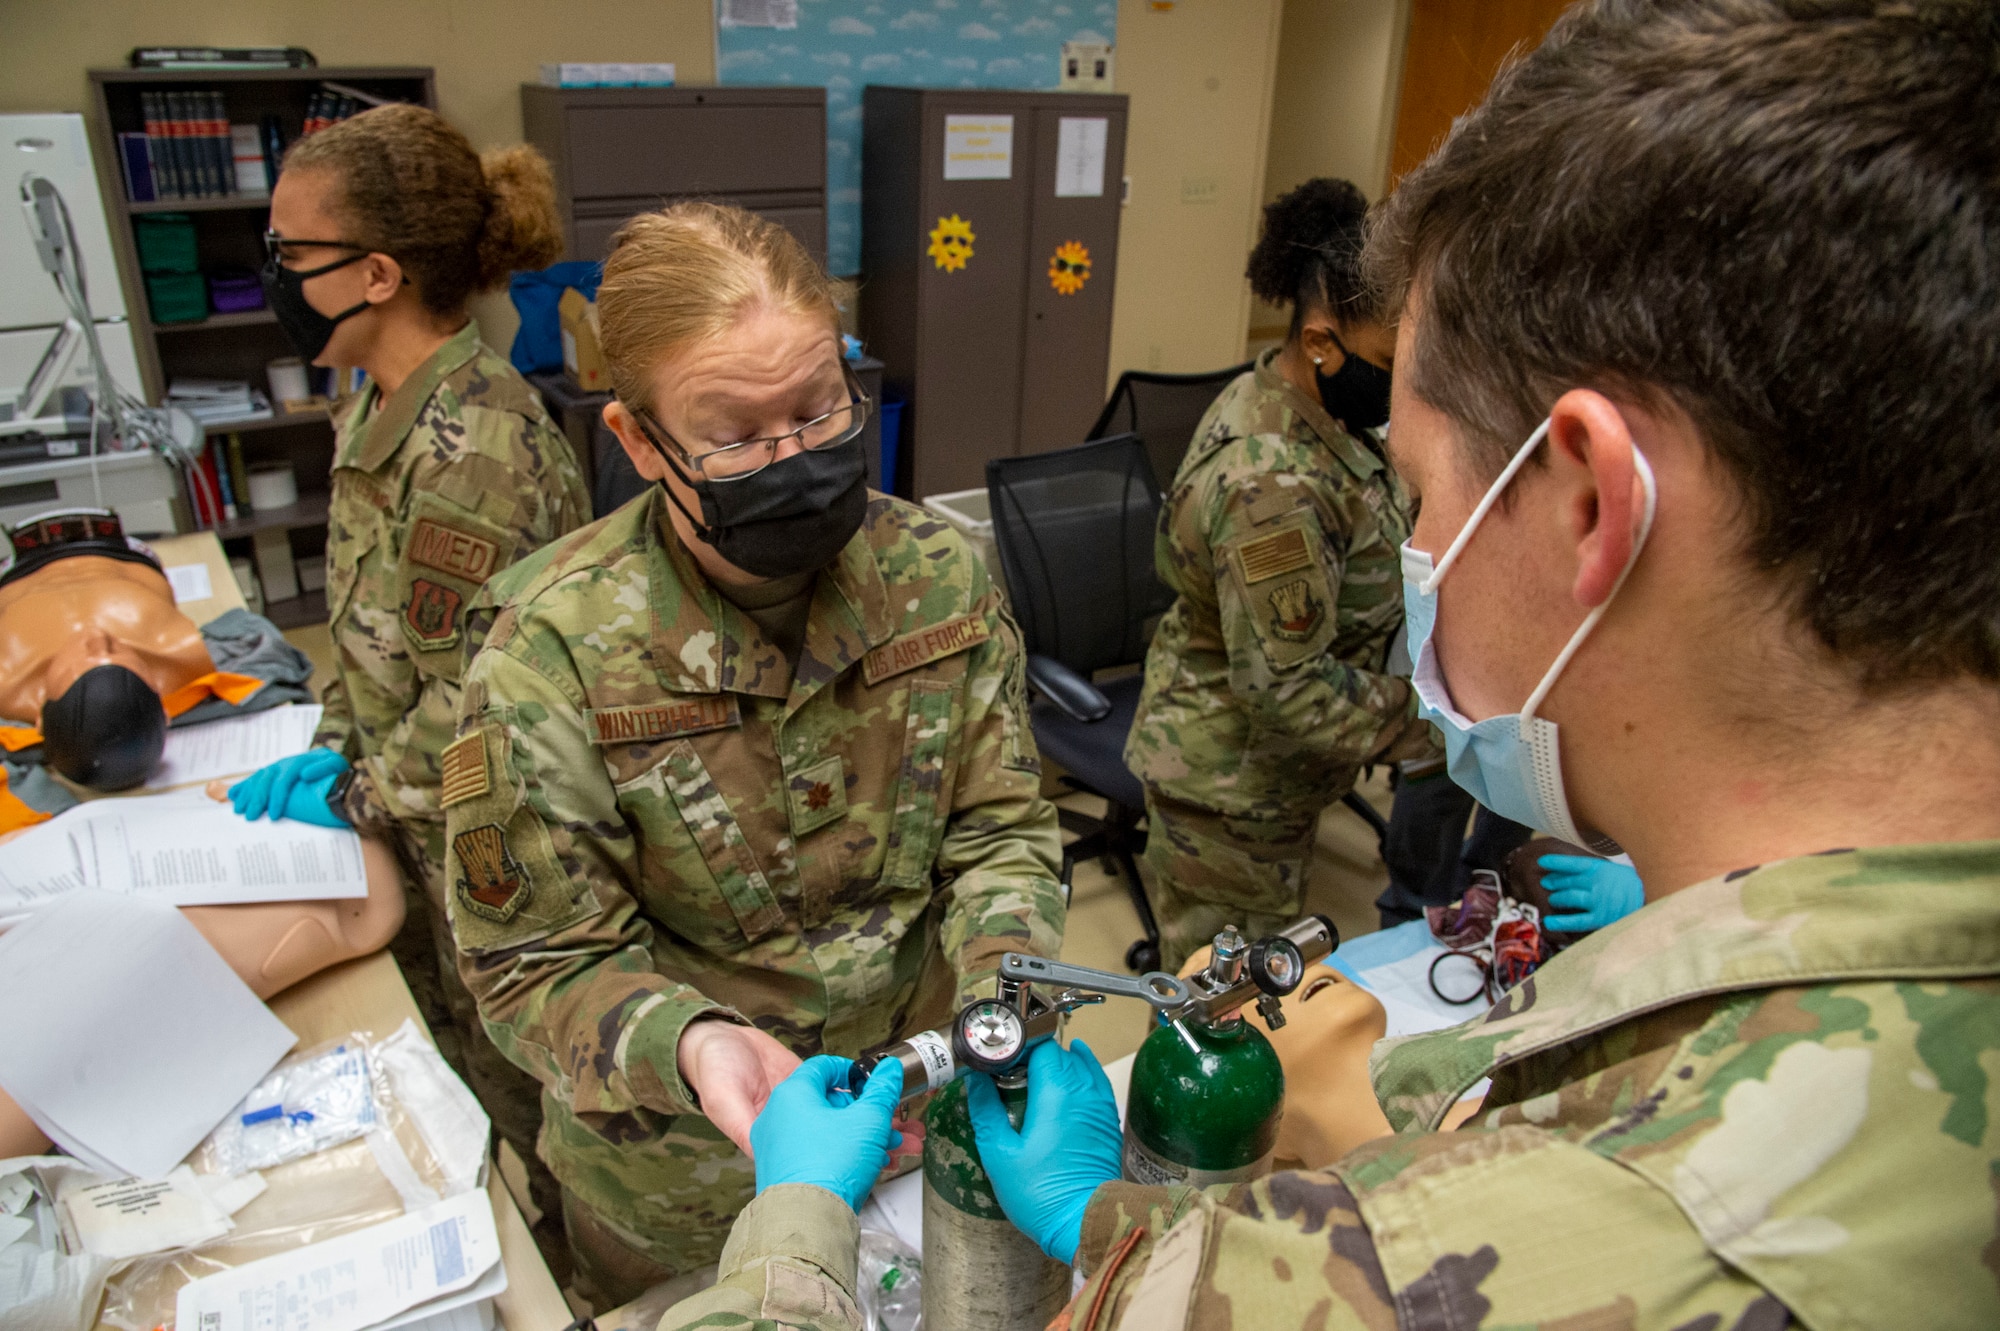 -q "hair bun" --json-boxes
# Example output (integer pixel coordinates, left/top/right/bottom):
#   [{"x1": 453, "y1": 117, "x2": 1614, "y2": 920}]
[
  {"x1": 1247, "y1": 177, "x2": 1370, "y2": 309},
  {"x1": 477, "y1": 145, "x2": 563, "y2": 290}
]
